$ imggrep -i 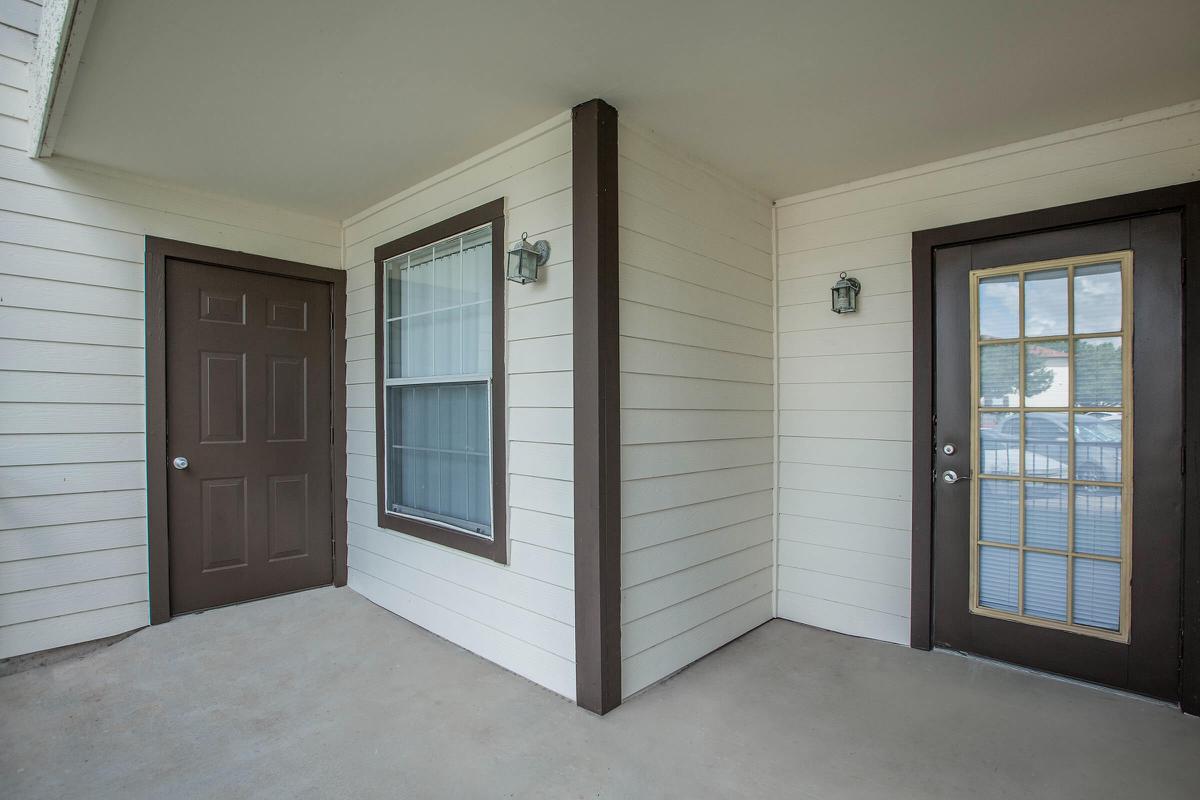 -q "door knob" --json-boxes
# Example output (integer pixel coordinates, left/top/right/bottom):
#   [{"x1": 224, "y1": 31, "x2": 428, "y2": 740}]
[
  {"x1": 172, "y1": 456, "x2": 189, "y2": 470},
  {"x1": 942, "y1": 469, "x2": 971, "y2": 484}
]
